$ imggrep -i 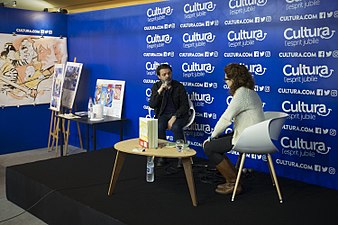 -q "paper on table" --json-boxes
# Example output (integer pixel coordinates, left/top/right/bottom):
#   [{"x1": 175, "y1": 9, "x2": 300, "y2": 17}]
[
  {"x1": 166, "y1": 142, "x2": 189, "y2": 148},
  {"x1": 75, "y1": 111, "x2": 88, "y2": 116},
  {"x1": 132, "y1": 147, "x2": 145, "y2": 152},
  {"x1": 58, "y1": 113, "x2": 81, "y2": 119}
]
